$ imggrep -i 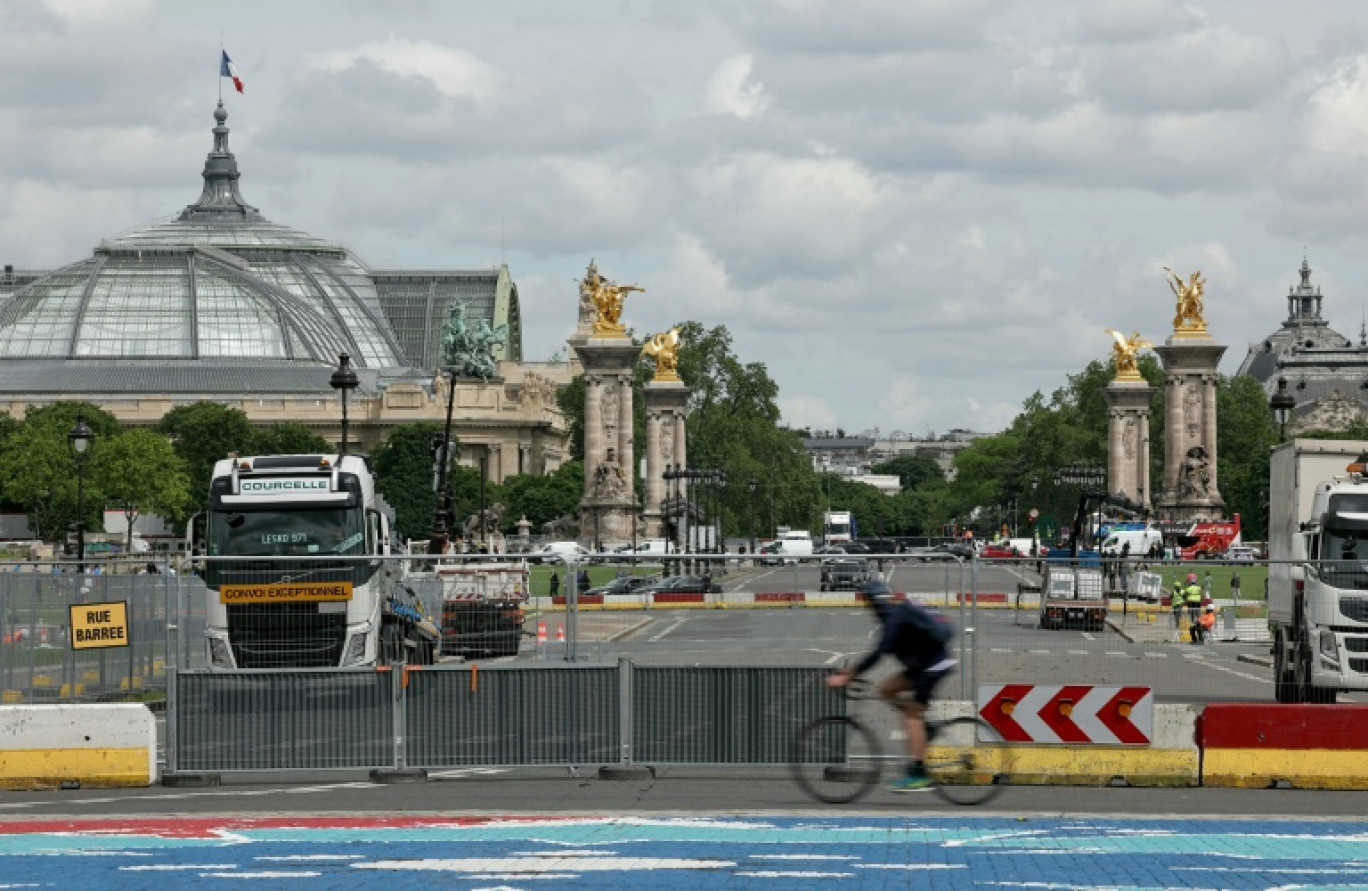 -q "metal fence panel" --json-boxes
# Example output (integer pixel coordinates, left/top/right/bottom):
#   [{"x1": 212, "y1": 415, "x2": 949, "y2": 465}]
[
  {"x1": 405, "y1": 664, "x2": 620, "y2": 767},
  {"x1": 631, "y1": 666, "x2": 839, "y2": 764},
  {"x1": 0, "y1": 563, "x2": 178, "y2": 703},
  {"x1": 172, "y1": 669, "x2": 392, "y2": 771}
]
